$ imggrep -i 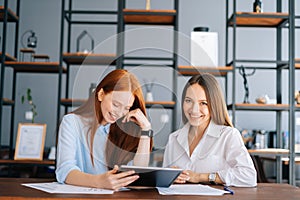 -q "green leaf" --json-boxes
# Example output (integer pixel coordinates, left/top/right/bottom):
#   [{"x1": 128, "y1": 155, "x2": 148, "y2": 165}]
[
  {"x1": 22, "y1": 88, "x2": 37, "y2": 121},
  {"x1": 27, "y1": 88, "x2": 32, "y2": 101}
]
